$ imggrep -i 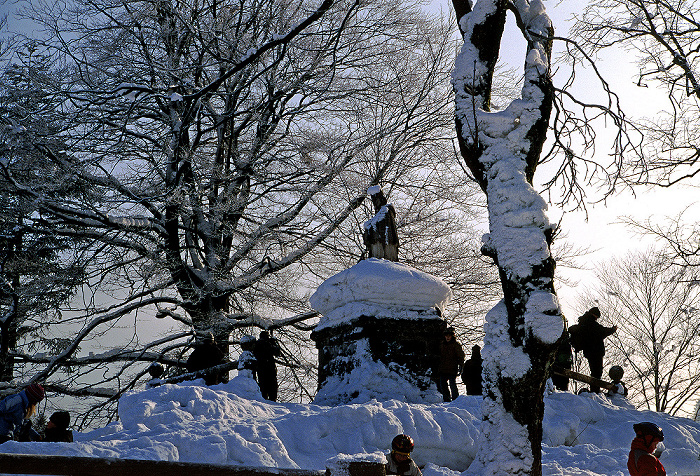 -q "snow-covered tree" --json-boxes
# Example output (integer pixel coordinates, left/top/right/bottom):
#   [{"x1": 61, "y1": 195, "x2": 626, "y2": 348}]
[{"x1": 451, "y1": 1, "x2": 564, "y2": 475}]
